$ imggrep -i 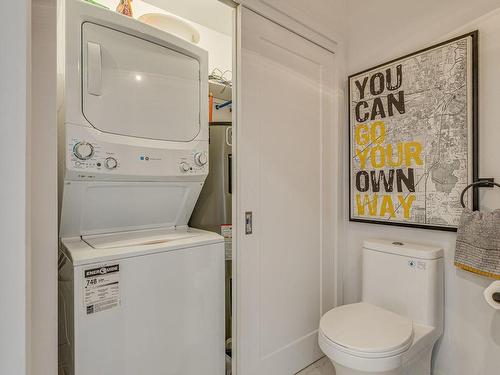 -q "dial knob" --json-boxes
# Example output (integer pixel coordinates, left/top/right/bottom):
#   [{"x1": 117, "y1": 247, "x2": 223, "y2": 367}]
[
  {"x1": 194, "y1": 152, "x2": 208, "y2": 166},
  {"x1": 73, "y1": 142, "x2": 94, "y2": 160},
  {"x1": 180, "y1": 162, "x2": 190, "y2": 172},
  {"x1": 104, "y1": 157, "x2": 118, "y2": 170}
]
